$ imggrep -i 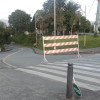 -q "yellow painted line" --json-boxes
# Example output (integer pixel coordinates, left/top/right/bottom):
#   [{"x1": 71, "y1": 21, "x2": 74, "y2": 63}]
[{"x1": 2, "y1": 48, "x2": 24, "y2": 68}]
